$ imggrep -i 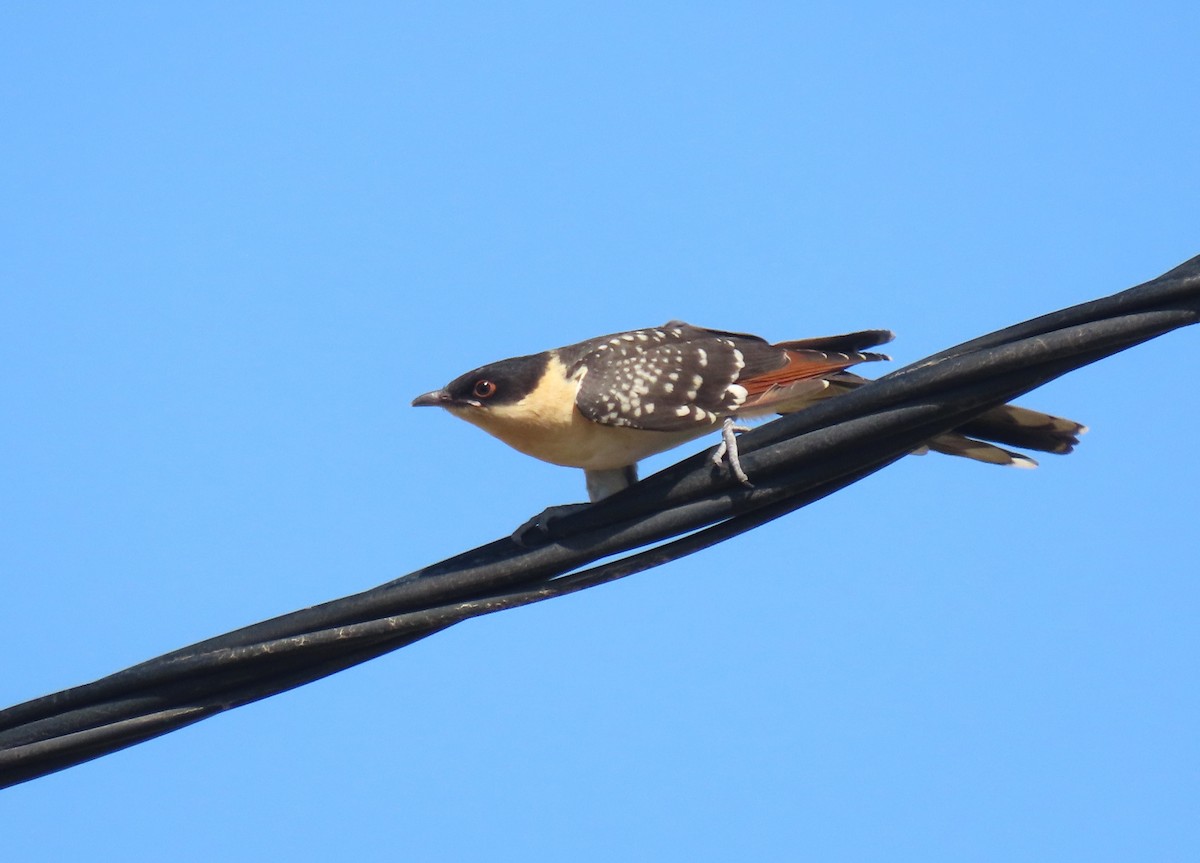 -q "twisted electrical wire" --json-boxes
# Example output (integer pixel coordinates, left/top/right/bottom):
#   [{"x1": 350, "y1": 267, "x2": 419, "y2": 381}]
[{"x1": 2, "y1": 254, "x2": 1197, "y2": 790}]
